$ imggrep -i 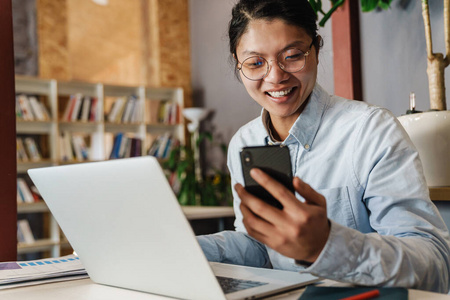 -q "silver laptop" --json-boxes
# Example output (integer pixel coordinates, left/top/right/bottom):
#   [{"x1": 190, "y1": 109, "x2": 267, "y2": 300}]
[{"x1": 28, "y1": 156, "x2": 319, "y2": 300}]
